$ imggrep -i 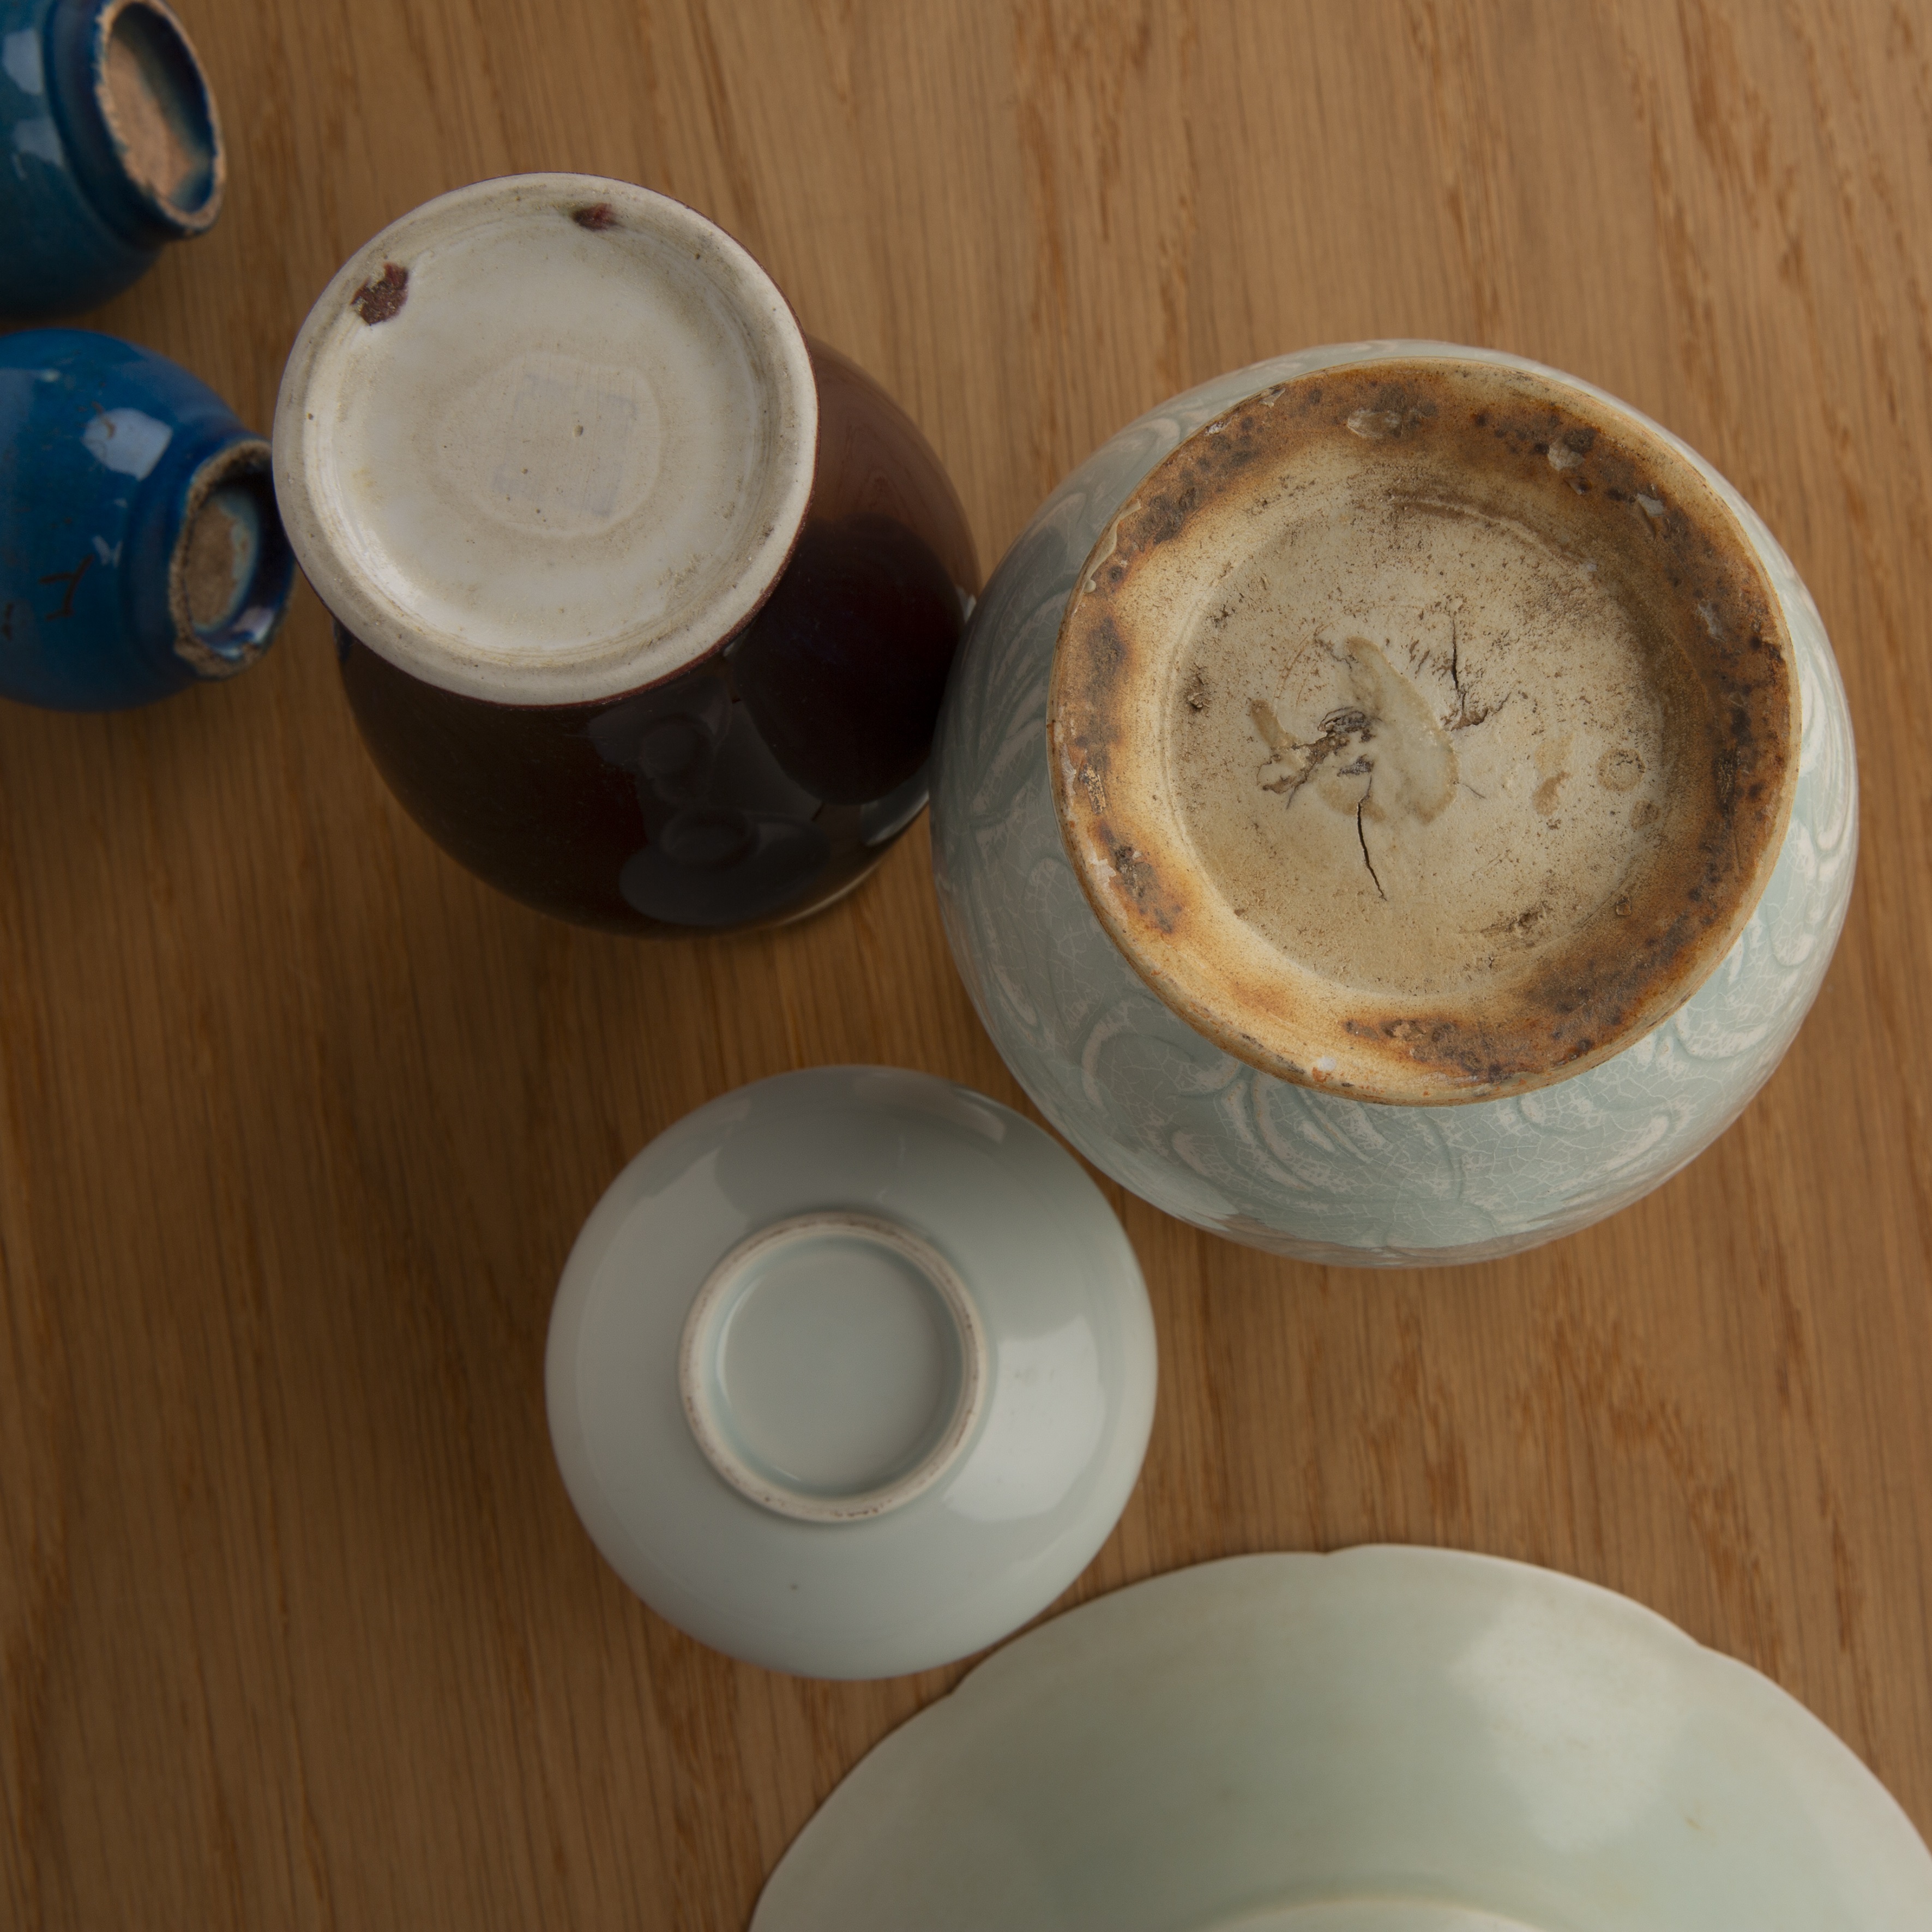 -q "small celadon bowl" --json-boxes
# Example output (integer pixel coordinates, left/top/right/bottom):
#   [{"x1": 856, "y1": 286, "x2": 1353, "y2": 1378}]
[
  {"x1": 754, "y1": 1547, "x2": 1932, "y2": 1930},
  {"x1": 544, "y1": 1066, "x2": 1156, "y2": 1680}
]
